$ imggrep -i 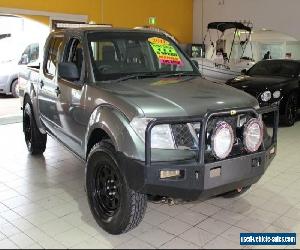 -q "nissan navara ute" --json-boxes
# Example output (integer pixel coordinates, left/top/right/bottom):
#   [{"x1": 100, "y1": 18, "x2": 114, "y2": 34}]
[{"x1": 19, "y1": 27, "x2": 278, "y2": 234}]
